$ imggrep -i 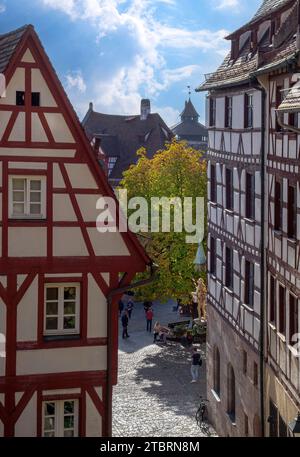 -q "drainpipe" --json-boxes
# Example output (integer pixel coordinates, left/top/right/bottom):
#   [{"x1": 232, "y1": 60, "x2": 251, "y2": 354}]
[
  {"x1": 254, "y1": 82, "x2": 266, "y2": 437},
  {"x1": 105, "y1": 262, "x2": 157, "y2": 437}
]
